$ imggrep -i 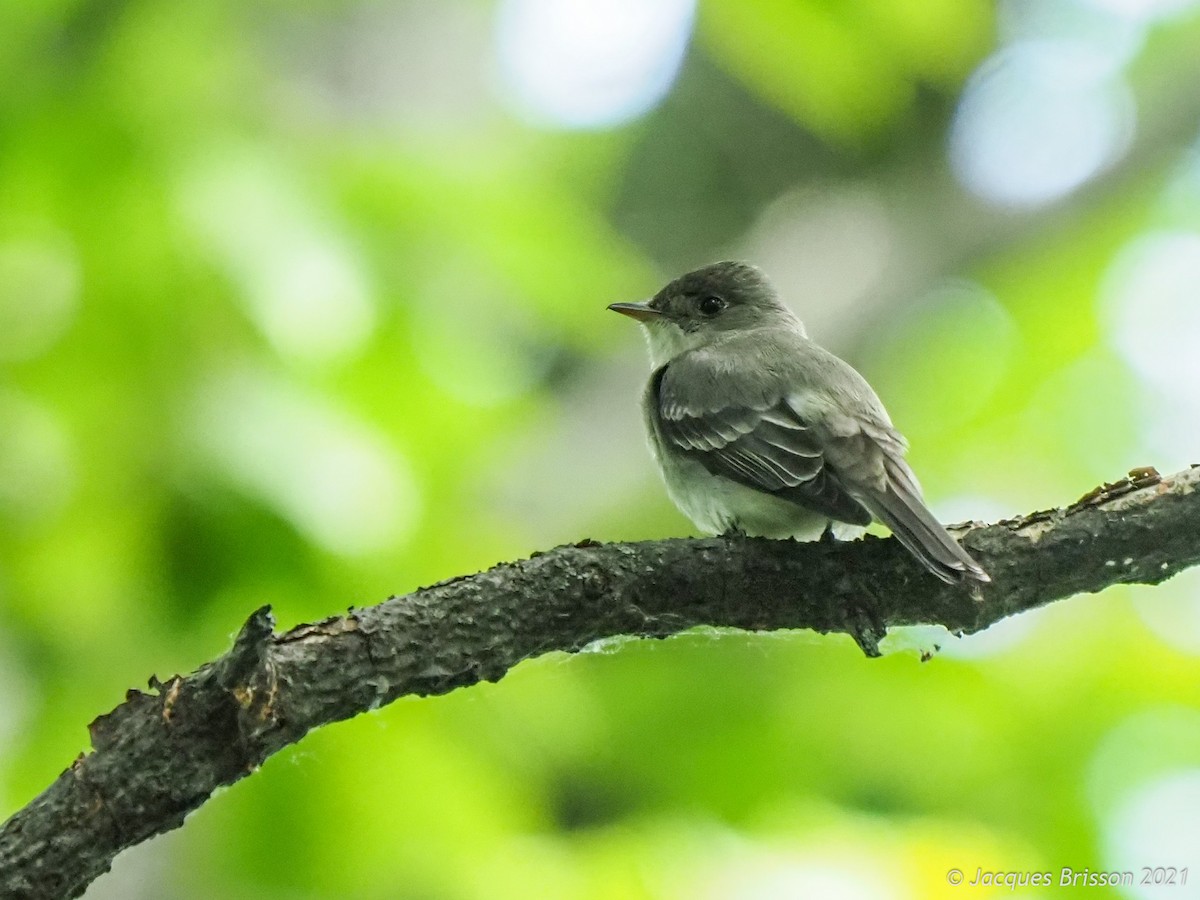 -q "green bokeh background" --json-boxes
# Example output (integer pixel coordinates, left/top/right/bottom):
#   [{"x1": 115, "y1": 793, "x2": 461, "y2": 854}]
[{"x1": 2, "y1": 1, "x2": 1200, "y2": 897}]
